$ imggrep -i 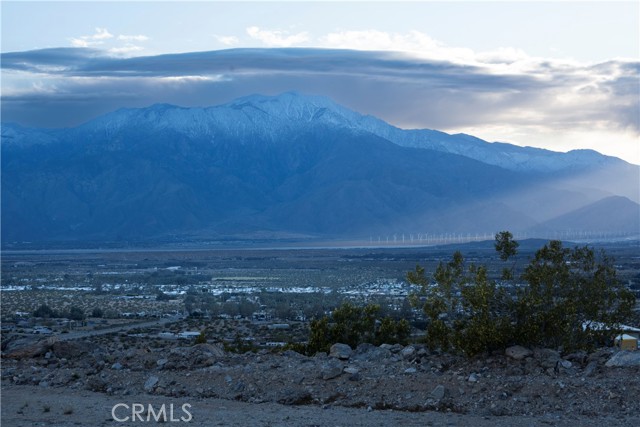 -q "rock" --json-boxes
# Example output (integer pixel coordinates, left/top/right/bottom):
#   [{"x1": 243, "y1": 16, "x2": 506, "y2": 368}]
[
  {"x1": 505, "y1": 345, "x2": 532, "y2": 360},
  {"x1": 329, "y1": 343, "x2": 352, "y2": 360},
  {"x1": 51, "y1": 341, "x2": 92, "y2": 359},
  {"x1": 401, "y1": 346, "x2": 416, "y2": 360},
  {"x1": 5, "y1": 337, "x2": 58, "y2": 359},
  {"x1": 468, "y1": 373, "x2": 479, "y2": 382},
  {"x1": 282, "y1": 350, "x2": 306, "y2": 359},
  {"x1": 380, "y1": 343, "x2": 403, "y2": 353},
  {"x1": 144, "y1": 375, "x2": 159, "y2": 392},
  {"x1": 583, "y1": 360, "x2": 598, "y2": 377},
  {"x1": 86, "y1": 376, "x2": 108, "y2": 392},
  {"x1": 156, "y1": 358, "x2": 168, "y2": 368},
  {"x1": 343, "y1": 367, "x2": 359, "y2": 375},
  {"x1": 347, "y1": 372, "x2": 360, "y2": 381},
  {"x1": 111, "y1": 362, "x2": 123, "y2": 370},
  {"x1": 277, "y1": 389, "x2": 312, "y2": 405},
  {"x1": 404, "y1": 367, "x2": 417, "y2": 374},
  {"x1": 588, "y1": 348, "x2": 615, "y2": 363},
  {"x1": 564, "y1": 351, "x2": 587, "y2": 364},
  {"x1": 430, "y1": 385, "x2": 446, "y2": 400},
  {"x1": 166, "y1": 344, "x2": 225, "y2": 369},
  {"x1": 560, "y1": 360, "x2": 572, "y2": 369},
  {"x1": 320, "y1": 360, "x2": 344, "y2": 380},
  {"x1": 605, "y1": 351, "x2": 640, "y2": 367},
  {"x1": 534, "y1": 348, "x2": 561, "y2": 369},
  {"x1": 191, "y1": 343, "x2": 225, "y2": 358},
  {"x1": 352, "y1": 344, "x2": 391, "y2": 362}
]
